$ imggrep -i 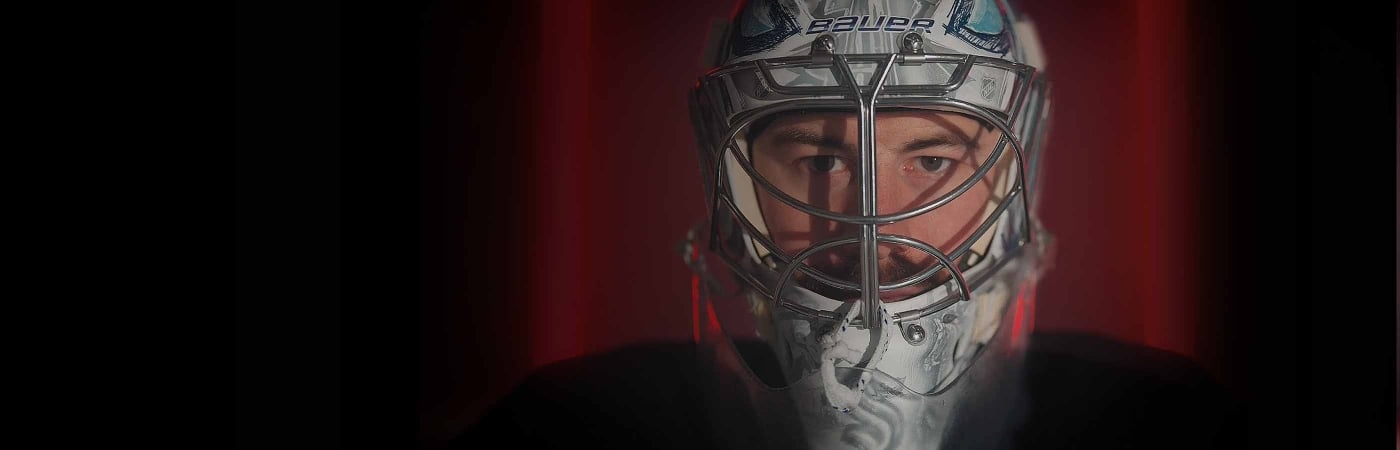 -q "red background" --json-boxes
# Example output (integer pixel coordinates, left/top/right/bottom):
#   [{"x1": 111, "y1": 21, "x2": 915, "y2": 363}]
[
  {"x1": 413, "y1": 0, "x2": 1284, "y2": 446},
  {"x1": 238, "y1": 0, "x2": 1395, "y2": 446},
  {"x1": 514, "y1": 0, "x2": 1201, "y2": 369}
]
